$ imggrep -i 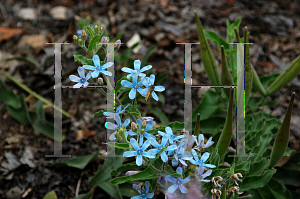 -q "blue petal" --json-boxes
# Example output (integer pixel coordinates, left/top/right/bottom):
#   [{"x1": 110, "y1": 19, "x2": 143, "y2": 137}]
[
  {"x1": 85, "y1": 71, "x2": 92, "y2": 80},
  {"x1": 181, "y1": 176, "x2": 190, "y2": 184},
  {"x1": 149, "y1": 74, "x2": 155, "y2": 86},
  {"x1": 121, "y1": 80, "x2": 133, "y2": 88},
  {"x1": 123, "y1": 118, "x2": 131, "y2": 127},
  {"x1": 128, "y1": 130, "x2": 137, "y2": 136},
  {"x1": 82, "y1": 65, "x2": 96, "y2": 70},
  {"x1": 145, "y1": 121, "x2": 155, "y2": 131},
  {"x1": 143, "y1": 152, "x2": 156, "y2": 159},
  {"x1": 136, "y1": 155, "x2": 143, "y2": 166},
  {"x1": 191, "y1": 149, "x2": 198, "y2": 158},
  {"x1": 165, "y1": 175, "x2": 177, "y2": 183},
  {"x1": 115, "y1": 114, "x2": 122, "y2": 127},
  {"x1": 78, "y1": 67, "x2": 85, "y2": 78},
  {"x1": 136, "y1": 119, "x2": 142, "y2": 129},
  {"x1": 130, "y1": 138, "x2": 140, "y2": 151},
  {"x1": 148, "y1": 149, "x2": 159, "y2": 154},
  {"x1": 145, "y1": 181, "x2": 150, "y2": 193},
  {"x1": 151, "y1": 91, "x2": 159, "y2": 101},
  {"x1": 104, "y1": 112, "x2": 115, "y2": 118},
  {"x1": 93, "y1": 55, "x2": 100, "y2": 68},
  {"x1": 144, "y1": 132, "x2": 156, "y2": 140},
  {"x1": 179, "y1": 159, "x2": 187, "y2": 166},
  {"x1": 203, "y1": 163, "x2": 216, "y2": 168},
  {"x1": 189, "y1": 159, "x2": 199, "y2": 165},
  {"x1": 69, "y1": 75, "x2": 81, "y2": 82},
  {"x1": 131, "y1": 195, "x2": 141, "y2": 199},
  {"x1": 116, "y1": 105, "x2": 122, "y2": 113},
  {"x1": 105, "y1": 122, "x2": 116, "y2": 130},
  {"x1": 134, "y1": 60, "x2": 141, "y2": 70},
  {"x1": 166, "y1": 144, "x2": 177, "y2": 151},
  {"x1": 124, "y1": 151, "x2": 137, "y2": 157},
  {"x1": 142, "y1": 78, "x2": 150, "y2": 87},
  {"x1": 140, "y1": 64, "x2": 152, "y2": 72},
  {"x1": 202, "y1": 169, "x2": 212, "y2": 179},
  {"x1": 140, "y1": 88, "x2": 149, "y2": 97},
  {"x1": 168, "y1": 184, "x2": 178, "y2": 193},
  {"x1": 132, "y1": 184, "x2": 138, "y2": 191},
  {"x1": 141, "y1": 140, "x2": 151, "y2": 151},
  {"x1": 102, "y1": 62, "x2": 114, "y2": 69},
  {"x1": 146, "y1": 192, "x2": 154, "y2": 198},
  {"x1": 154, "y1": 86, "x2": 165, "y2": 92},
  {"x1": 83, "y1": 82, "x2": 89, "y2": 87},
  {"x1": 73, "y1": 83, "x2": 83, "y2": 88},
  {"x1": 176, "y1": 167, "x2": 183, "y2": 175},
  {"x1": 149, "y1": 138, "x2": 159, "y2": 148},
  {"x1": 121, "y1": 67, "x2": 133, "y2": 73},
  {"x1": 172, "y1": 159, "x2": 178, "y2": 167},
  {"x1": 100, "y1": 70, "x2": 112, "y2": 76},
  {"x1": 161, "y1": 151, "x2": 168, "y2": 162},
  {"x1": 200, "y1": 152, "x2": 210, "y2": 162},
  {"x1": 92, "y1": 70, "x2": 100, "y2": 78},
  {"x1": 179, "y1": 184, "x2": 188, "y2": 193},
  {"x1": 161, "y1": 136, "x2": 168, "y2": 147},
  {"x1": 109, "y1": 133, "x2": 116, "y2": 140},
  {"x1": 165, "y1": 127, "x2": 173, "y2": 136},
  {"x1": 132, "y1": 70, "x2": 138, "y2": 85},
  {"x1": 129, "y1": 88, "x2": 137, "y2": 99}
]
